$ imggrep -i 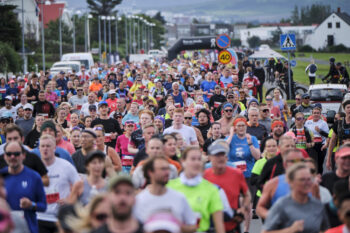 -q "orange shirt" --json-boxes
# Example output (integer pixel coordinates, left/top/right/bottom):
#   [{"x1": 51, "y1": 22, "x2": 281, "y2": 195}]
[{"x1": 89, "y1": 83, "x2": 102, "y2": 92}]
